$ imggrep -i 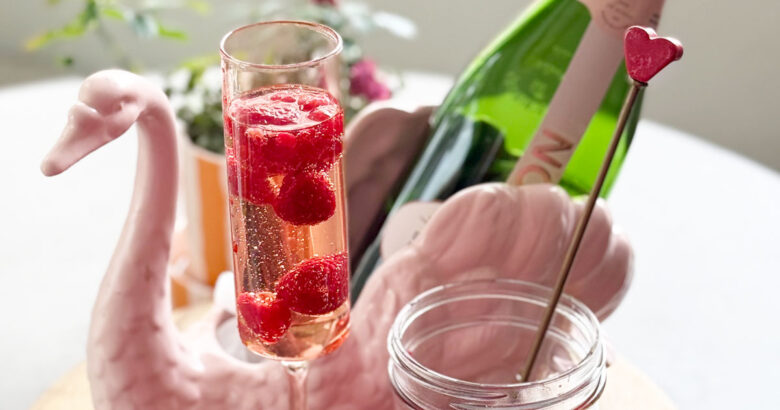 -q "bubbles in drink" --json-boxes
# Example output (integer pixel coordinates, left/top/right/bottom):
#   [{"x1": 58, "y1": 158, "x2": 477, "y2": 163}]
[{"x1": 224, "y1": 85, "x2": 350, "y2": 361}]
